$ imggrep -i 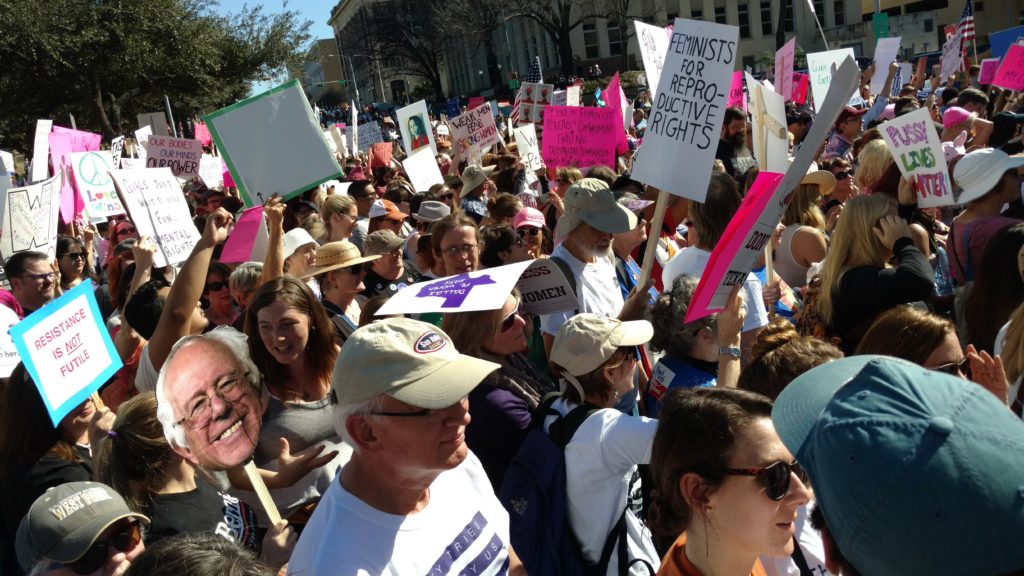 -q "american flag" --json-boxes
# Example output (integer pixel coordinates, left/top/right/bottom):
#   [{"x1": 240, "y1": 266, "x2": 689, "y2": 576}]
[
  {"x1": 510, "y1": 56, "x2": 542, "y2": 126},
  {"x1": 955, "y1": 0, "x2": 975, "y2": 43}
]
